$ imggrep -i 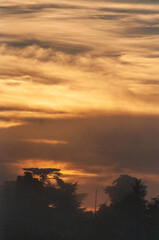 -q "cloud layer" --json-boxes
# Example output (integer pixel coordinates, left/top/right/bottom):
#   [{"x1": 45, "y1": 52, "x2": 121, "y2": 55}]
[{"x1": 1, "y1": 0, "x2": 159, "y2": 208}]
